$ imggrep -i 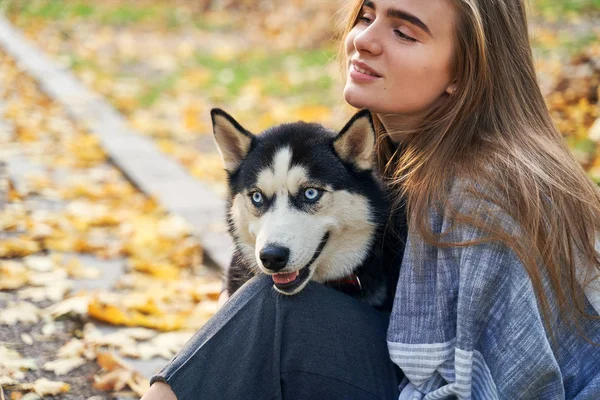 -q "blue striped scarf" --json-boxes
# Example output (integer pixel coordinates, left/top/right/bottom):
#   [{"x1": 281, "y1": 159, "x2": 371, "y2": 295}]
[{"x1": 387, "y1": 180, "x2": 600, "y2": 399}]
